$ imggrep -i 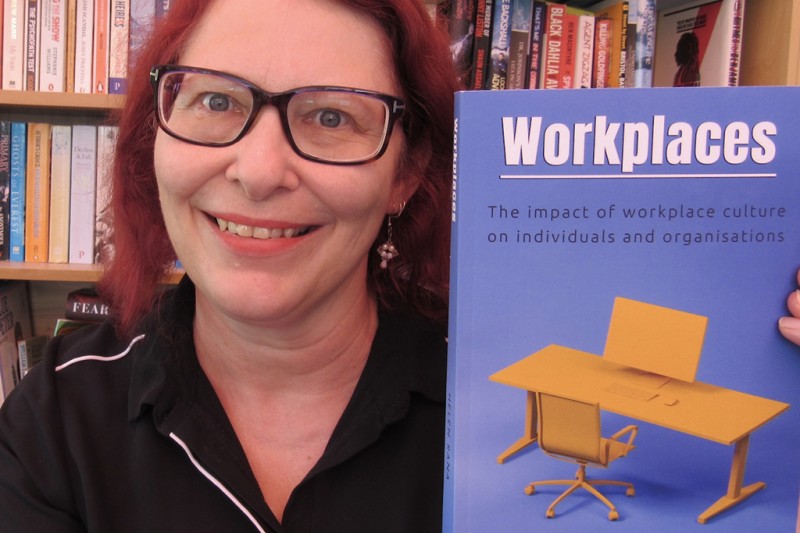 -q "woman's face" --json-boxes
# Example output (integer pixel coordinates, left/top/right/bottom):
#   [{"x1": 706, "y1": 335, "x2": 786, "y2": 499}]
[{"x1": 154, "y1": 0, "x2": 414, "y2": 328}]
